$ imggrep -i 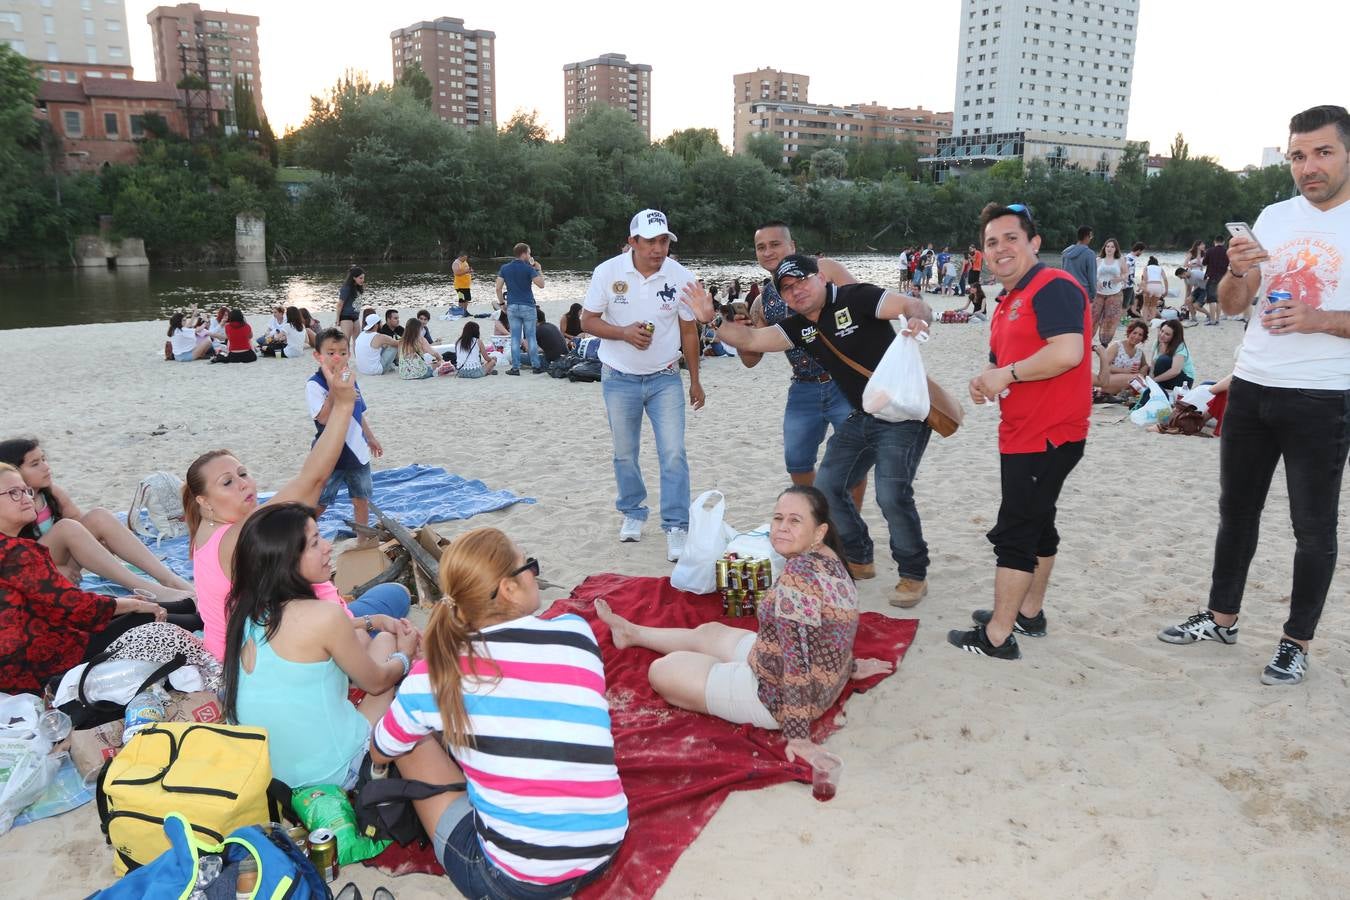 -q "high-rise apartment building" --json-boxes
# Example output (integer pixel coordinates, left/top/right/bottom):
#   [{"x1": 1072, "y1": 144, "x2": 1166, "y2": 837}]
[
  {"x1": 147, "y1": 4, "x2": 264, "y2": 125},
  {"x1": 732, "y1": 69, "x2": 950, "y2": 165},
  {"x1": 926, "y1": 0, "x2": 1140, "y2": 180},
  {"x1": 563, "y1": 53, "x2": 650, "y2": 138},
  {"x1": 0, "y1": 0, "x2": 134, "y2": 83},
  {"x1": 390, "y1": 17, "x2": 495, "y2": 129},
  {"x1": 734, "y1": 68, "x2": 808, "y2": 105}
]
